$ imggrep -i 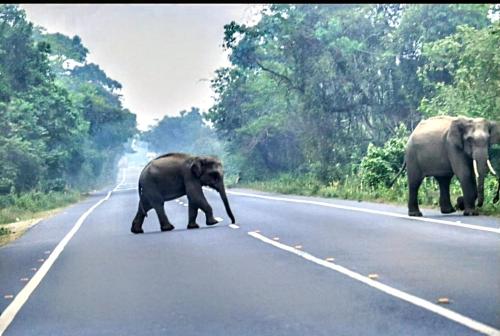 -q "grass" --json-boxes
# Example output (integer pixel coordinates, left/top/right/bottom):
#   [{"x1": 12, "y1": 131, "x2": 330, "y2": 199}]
[
  {"x1": 234, "y1": 173, "x2": 500, "y2": 217},
  {"x1": 0, "y1": 190, "x2": 83, "y2": 235}
]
